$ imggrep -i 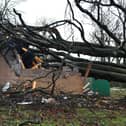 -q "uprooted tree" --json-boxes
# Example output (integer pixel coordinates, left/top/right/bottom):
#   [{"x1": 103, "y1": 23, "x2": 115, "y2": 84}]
[{"x1": 1, "y1": 0, "x2": 126, "y2": 82}]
